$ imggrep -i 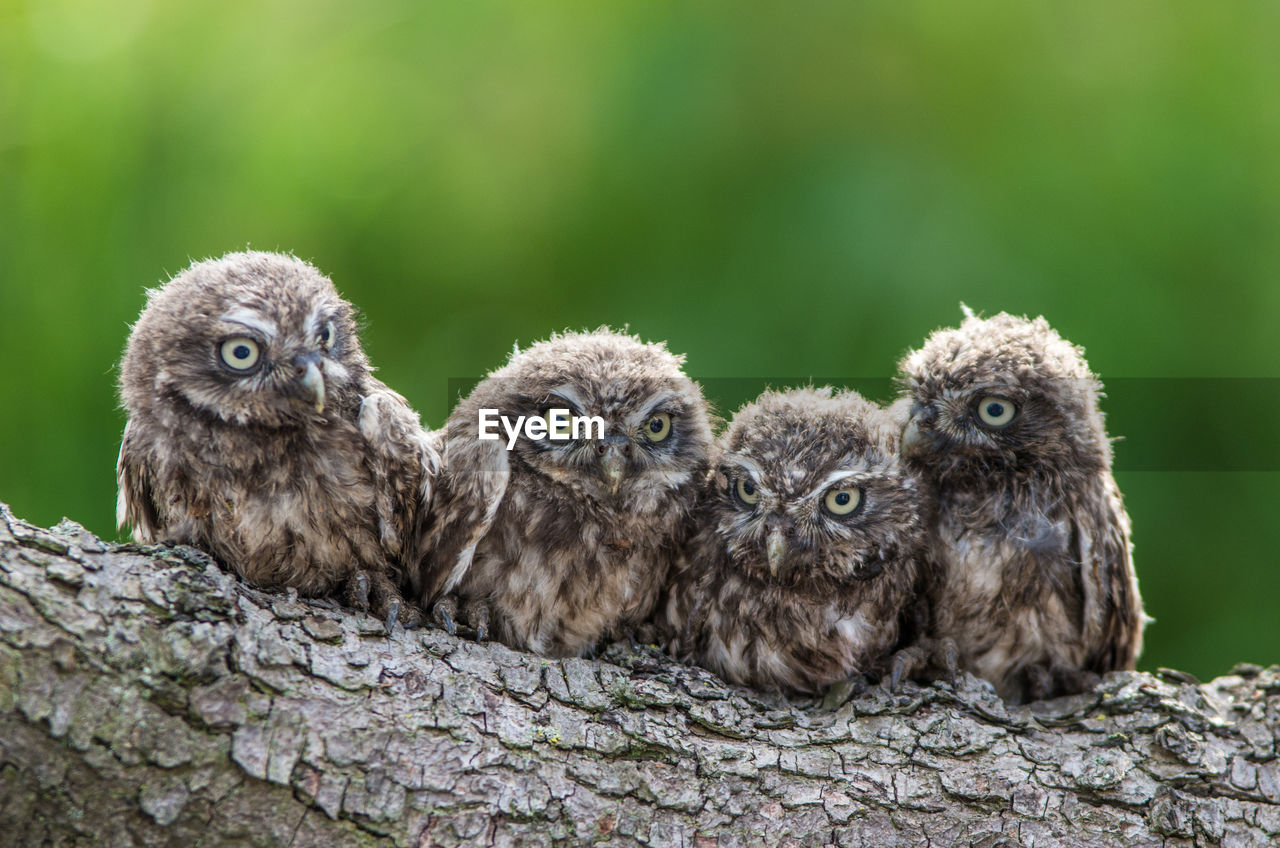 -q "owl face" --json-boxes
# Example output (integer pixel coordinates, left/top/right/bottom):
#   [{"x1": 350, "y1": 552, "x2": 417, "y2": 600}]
[
  {"x1": 494, "y1": 329, "x2": 712, "y2": 507},
  {"x1": 897, "y1": 312, "x2": 1109, "y2": 480},
  {"x1": 707, "y1": 388, "x2": 923, "y2": 588},
  {"x1": 121, "y1": 252, "x2": 369, "y2": 429}
]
